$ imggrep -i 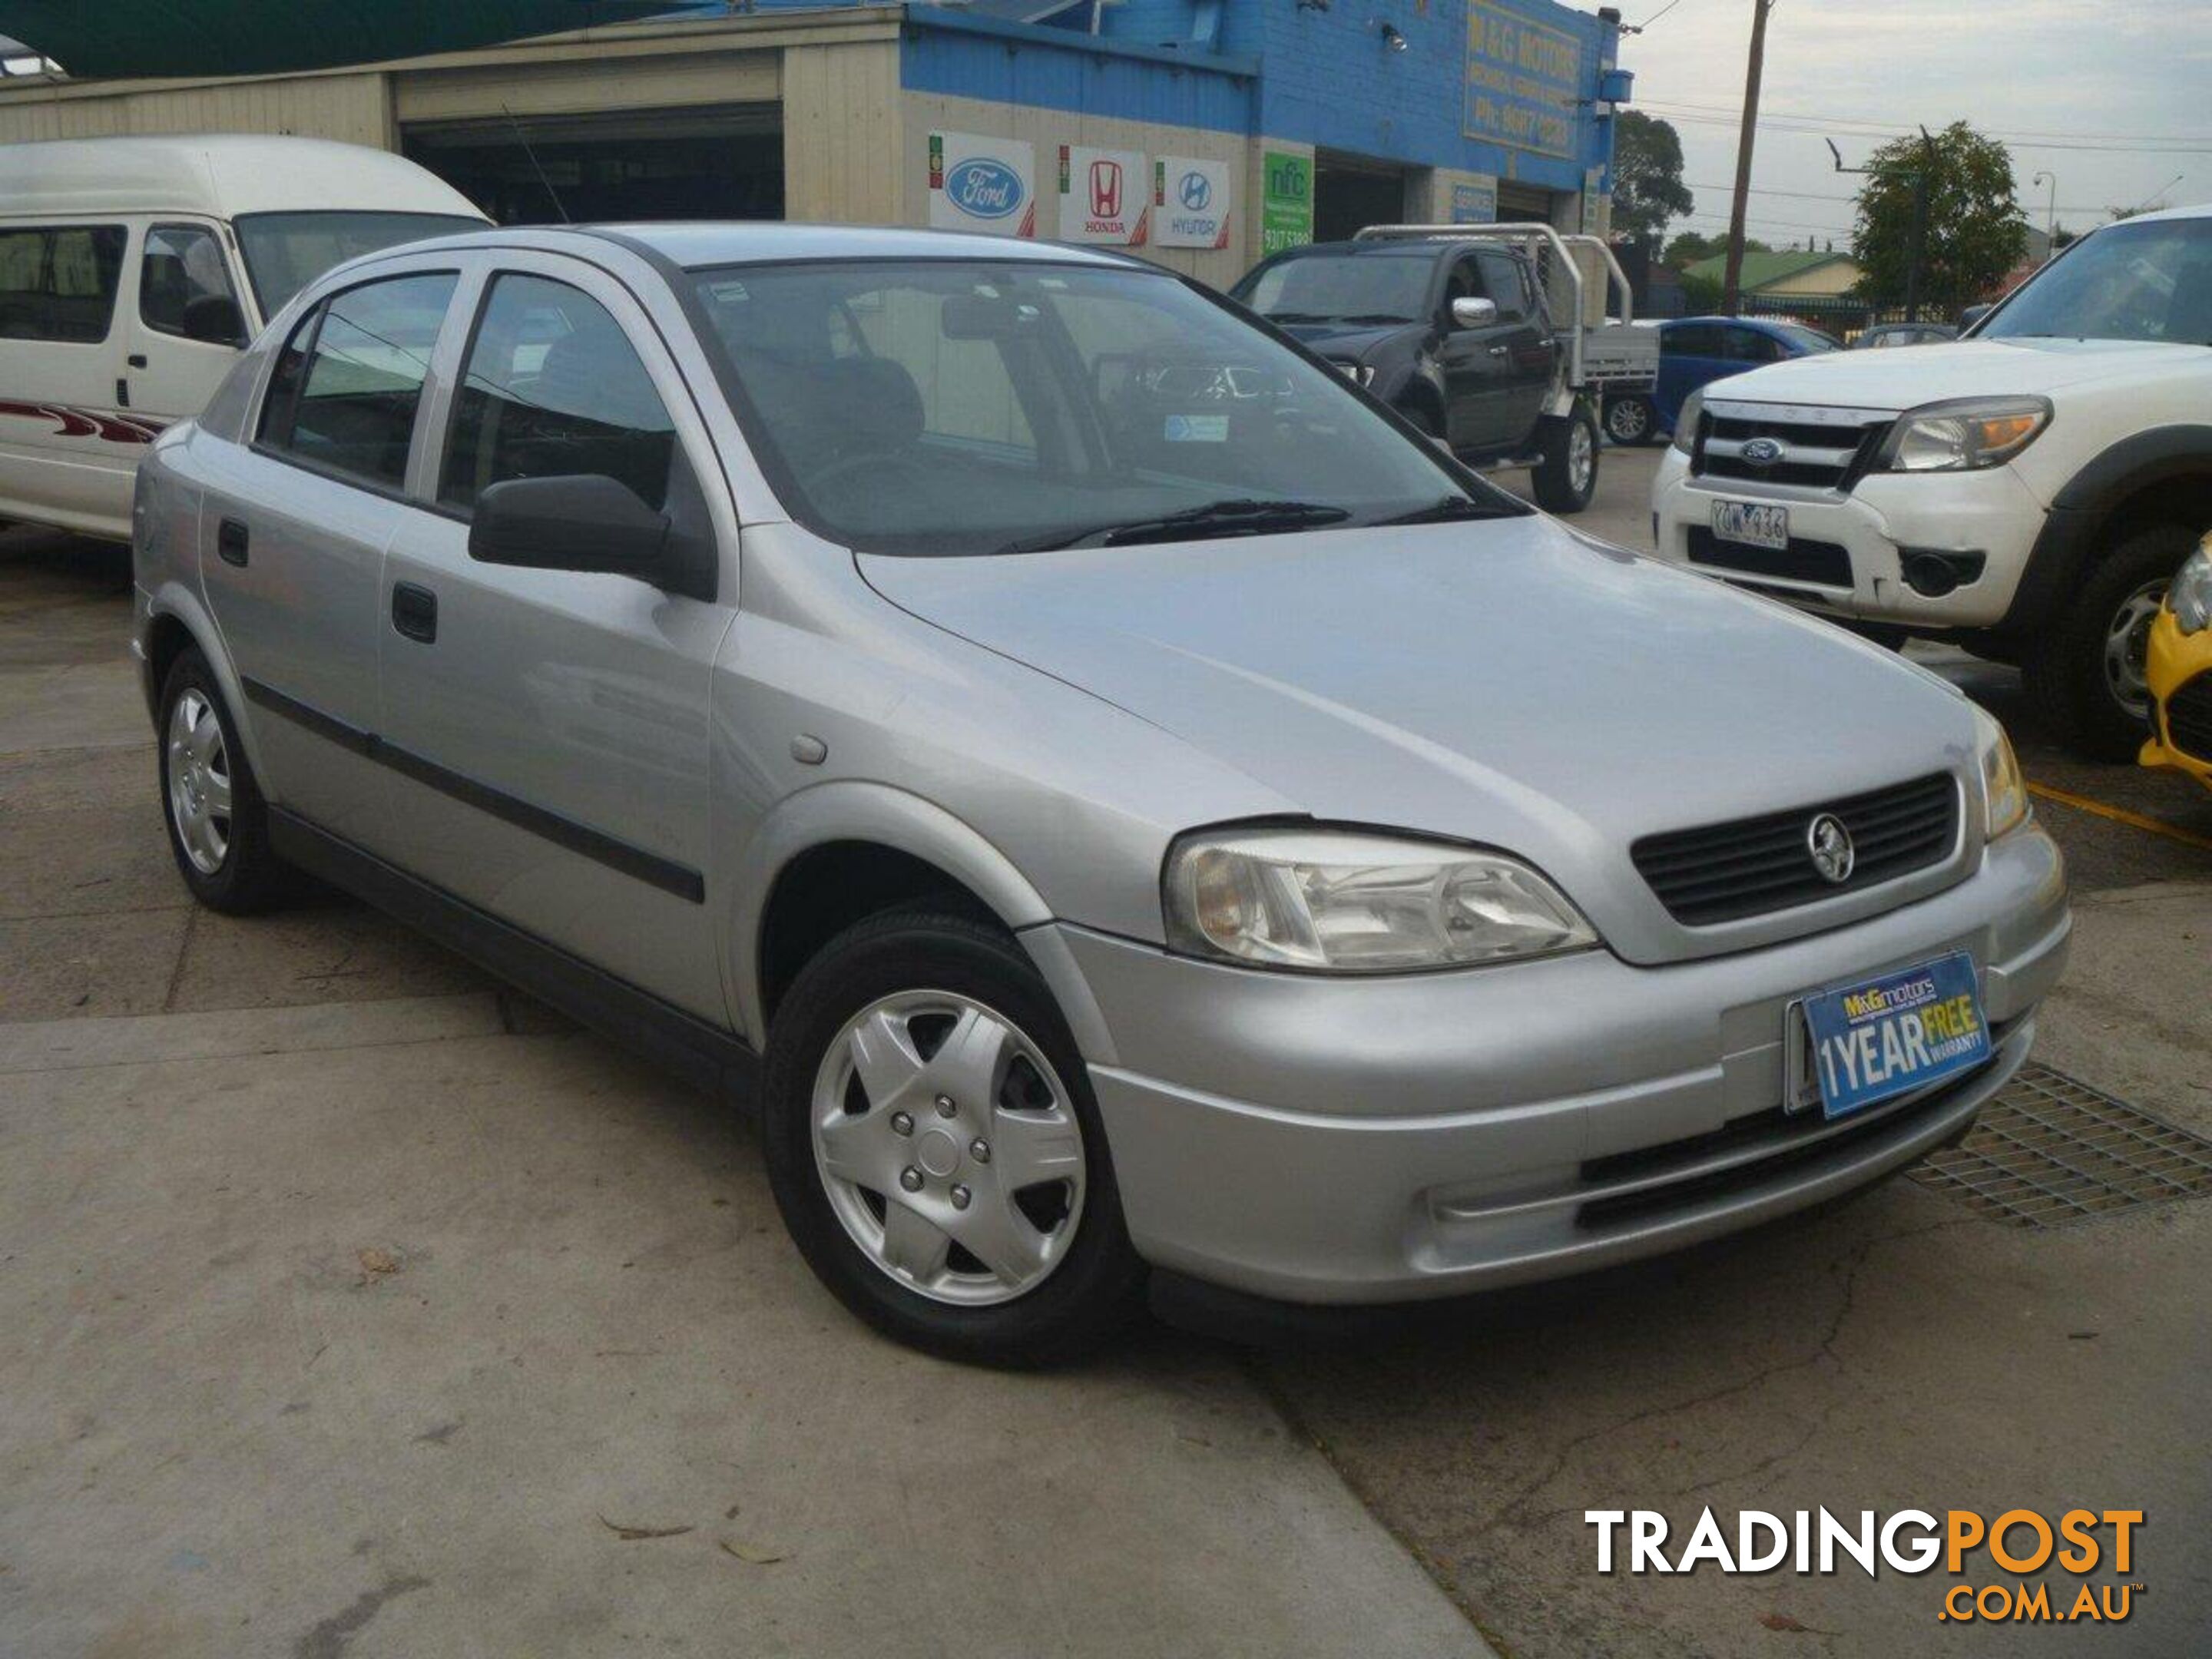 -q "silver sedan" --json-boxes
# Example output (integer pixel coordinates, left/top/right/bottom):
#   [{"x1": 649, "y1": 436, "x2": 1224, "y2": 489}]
[{"x1": 131, "y1": 224, "x2": 2068, "y2": 1363}]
